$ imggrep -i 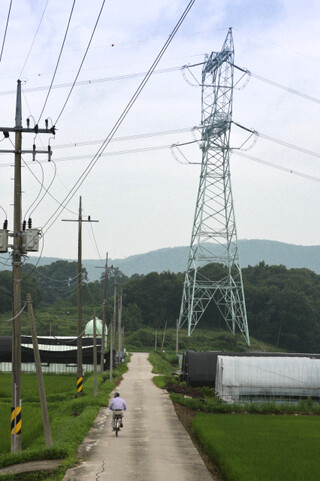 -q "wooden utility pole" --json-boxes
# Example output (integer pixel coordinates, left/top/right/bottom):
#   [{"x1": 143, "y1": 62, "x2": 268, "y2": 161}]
[
  {"x1": 98, "y1": 253, "x2": 108, "y2": 373},
  {"x1": 27, "y1": 294, "x2": 52, "y2": 447},
  {"x1": 0, "y1": 80, "x2": 55, "y2": 452},
  {"x1": 62, "y1": 198, "x2": 98, "y2": 396},
  {"x1": 110, "y1": 283, "x2": 117, "y2": 382},
  {"x1": 11, "y1": 80, "x2": 22, "y2": 453},
  {"x1": 118, "y1": 288, "x2": 122, "y2": 365},
  {"x1": 93, "y1": 312, "x2": 98, "y2": 397},
  {"x1": 161, "y1": 320, "x2": 167, "y2": 351},
  {"x1": 176, "y1": 319, "x2": 179, "y2": 356}
]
